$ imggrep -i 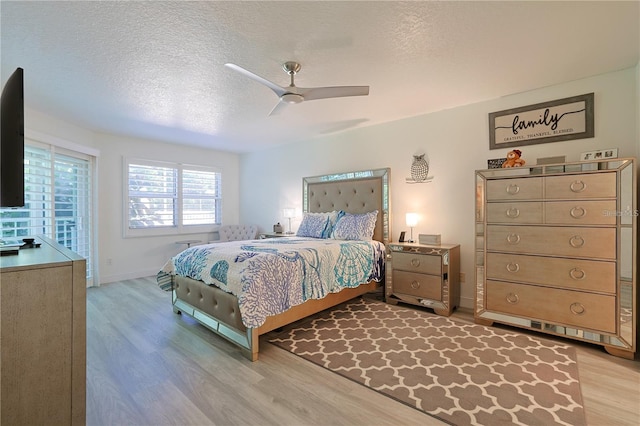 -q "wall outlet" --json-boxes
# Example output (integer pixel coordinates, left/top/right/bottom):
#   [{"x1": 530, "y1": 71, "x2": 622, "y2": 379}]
[
  {"x1": 106, "y1": 258, "x2": 113, "y2": 266},
  {"x1": 460, "y1": 272, "x2": 466, "y2": 283}
]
